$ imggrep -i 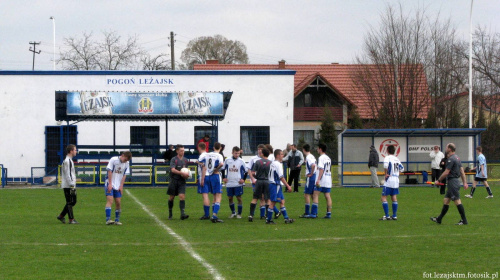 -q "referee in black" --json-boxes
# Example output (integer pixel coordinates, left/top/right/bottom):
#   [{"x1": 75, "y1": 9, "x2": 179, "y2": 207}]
[
  {"x1": 431, "y1": 143, "x2": 469, "y2": 225},
  {"x1": 56, "y1": 144, "x2": 78, "y2": 224},
  {"x1": 284, "y1": 144, "x2": 304, "y2": 192}
]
